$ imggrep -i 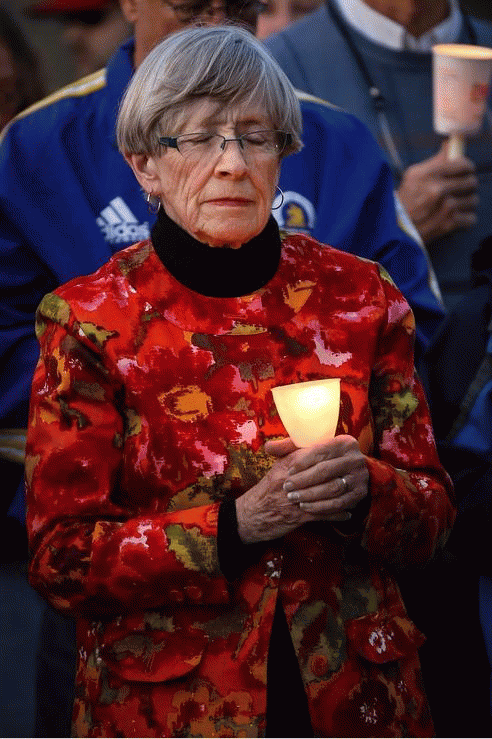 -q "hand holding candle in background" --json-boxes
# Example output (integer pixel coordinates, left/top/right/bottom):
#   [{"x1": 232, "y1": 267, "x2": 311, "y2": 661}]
[
  {"x1": 397, "y1": 42, "x2": 492, "y2": 246},
  {"x1": 397, "y1": 141, "x2": 479, "y2": 244}
]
